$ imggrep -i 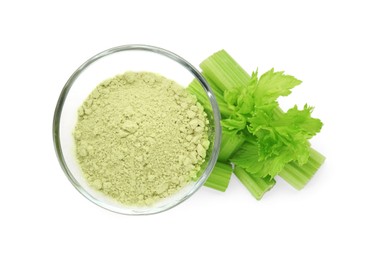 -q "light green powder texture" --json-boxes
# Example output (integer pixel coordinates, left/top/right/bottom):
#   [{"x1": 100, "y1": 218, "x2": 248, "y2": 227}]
[{"x1": 74, "y1": 71, "x2": 210, "y2": 206}]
